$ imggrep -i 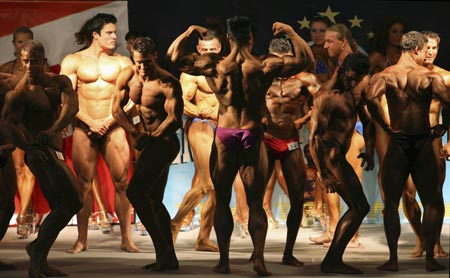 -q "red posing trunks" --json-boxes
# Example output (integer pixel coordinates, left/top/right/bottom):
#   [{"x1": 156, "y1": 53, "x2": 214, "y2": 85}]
[{"x1": 264, "y1": 136, "x2": 301, "y2": 160}]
